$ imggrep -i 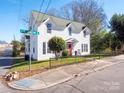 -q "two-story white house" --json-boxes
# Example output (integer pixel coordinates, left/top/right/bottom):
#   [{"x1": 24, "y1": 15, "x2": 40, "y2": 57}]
[{"x1": 25, "y1": 10, "x2": 91, "y2": 61}]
